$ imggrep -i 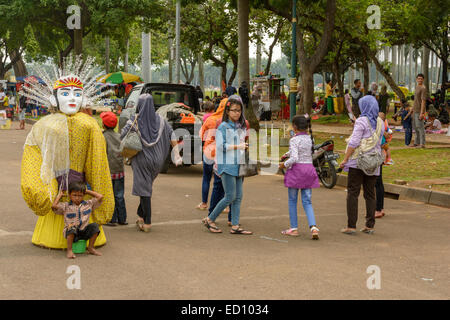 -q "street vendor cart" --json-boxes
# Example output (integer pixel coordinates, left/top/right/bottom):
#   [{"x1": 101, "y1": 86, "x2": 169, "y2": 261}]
[{"x1": 251, "y1": 75, "x2": 285, "y2": 121}]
